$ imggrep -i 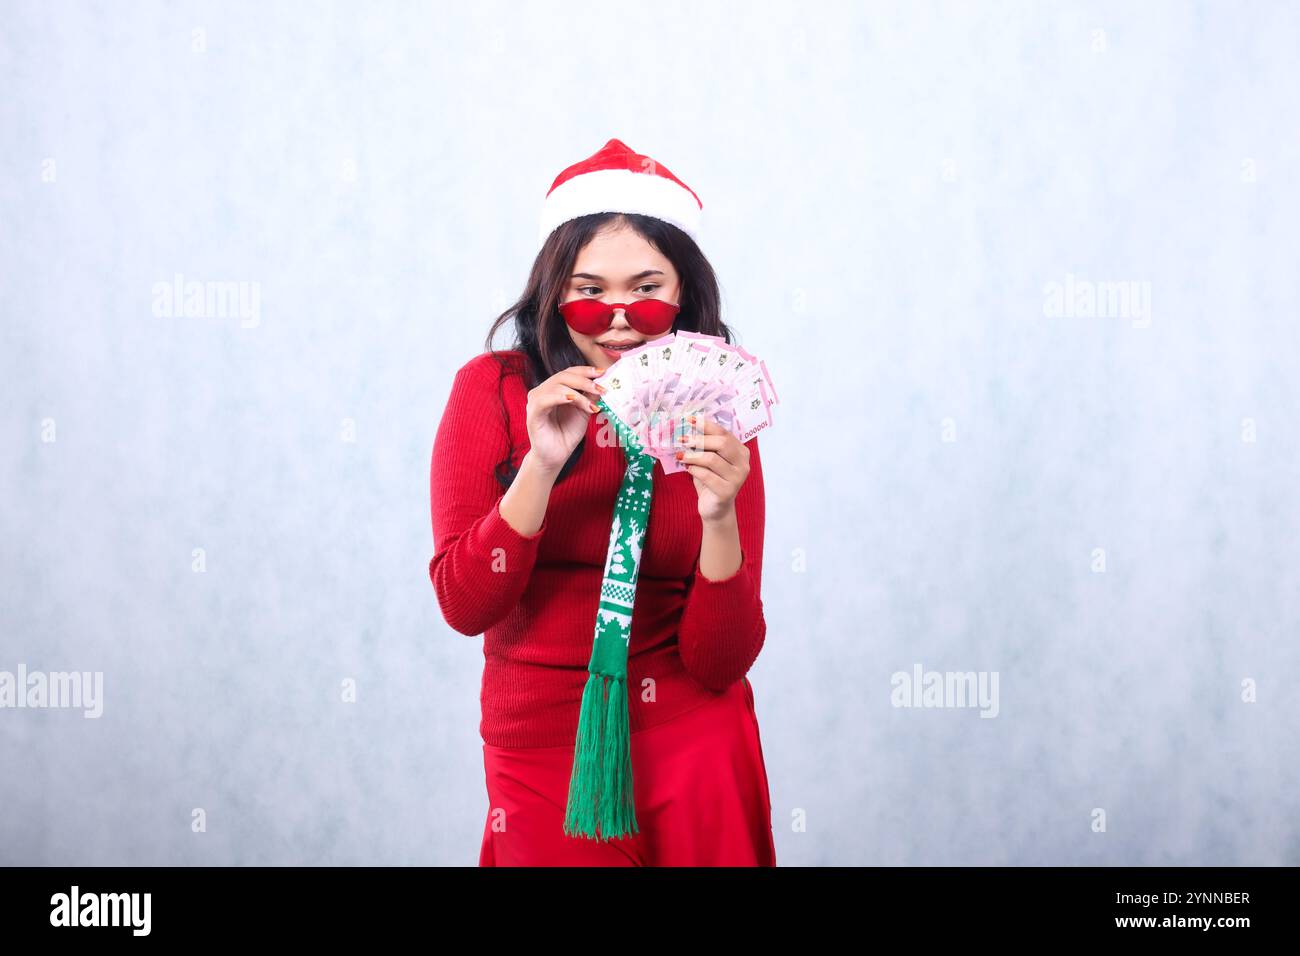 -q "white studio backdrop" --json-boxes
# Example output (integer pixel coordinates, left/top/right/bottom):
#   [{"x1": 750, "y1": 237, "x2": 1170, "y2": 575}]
[{"x1": 2, "y1": 0, "x2": 1298, "y2": 865}]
